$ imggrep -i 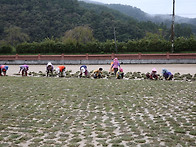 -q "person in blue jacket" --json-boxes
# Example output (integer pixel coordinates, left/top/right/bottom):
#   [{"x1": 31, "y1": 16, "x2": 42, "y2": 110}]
[
  {"x1": 0, "y1": 65, "x2": 8, "y2": 76},
  {"x1": 79, "y1": 65, "x2": 89, "y2": 78},
  {"x1": 162, "y1": 69, "x2": 173, "y2": 80}
]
